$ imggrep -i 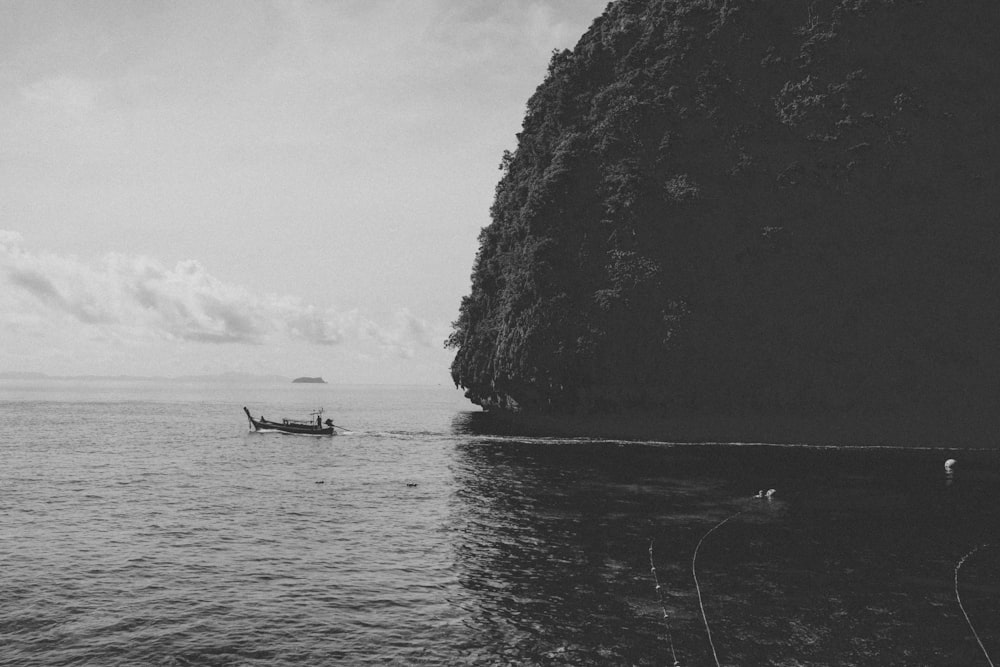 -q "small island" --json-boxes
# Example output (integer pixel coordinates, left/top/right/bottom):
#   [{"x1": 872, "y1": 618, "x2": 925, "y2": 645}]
[{"x1": 292, "y1": 376, "x2": 327, "y2": 384}]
